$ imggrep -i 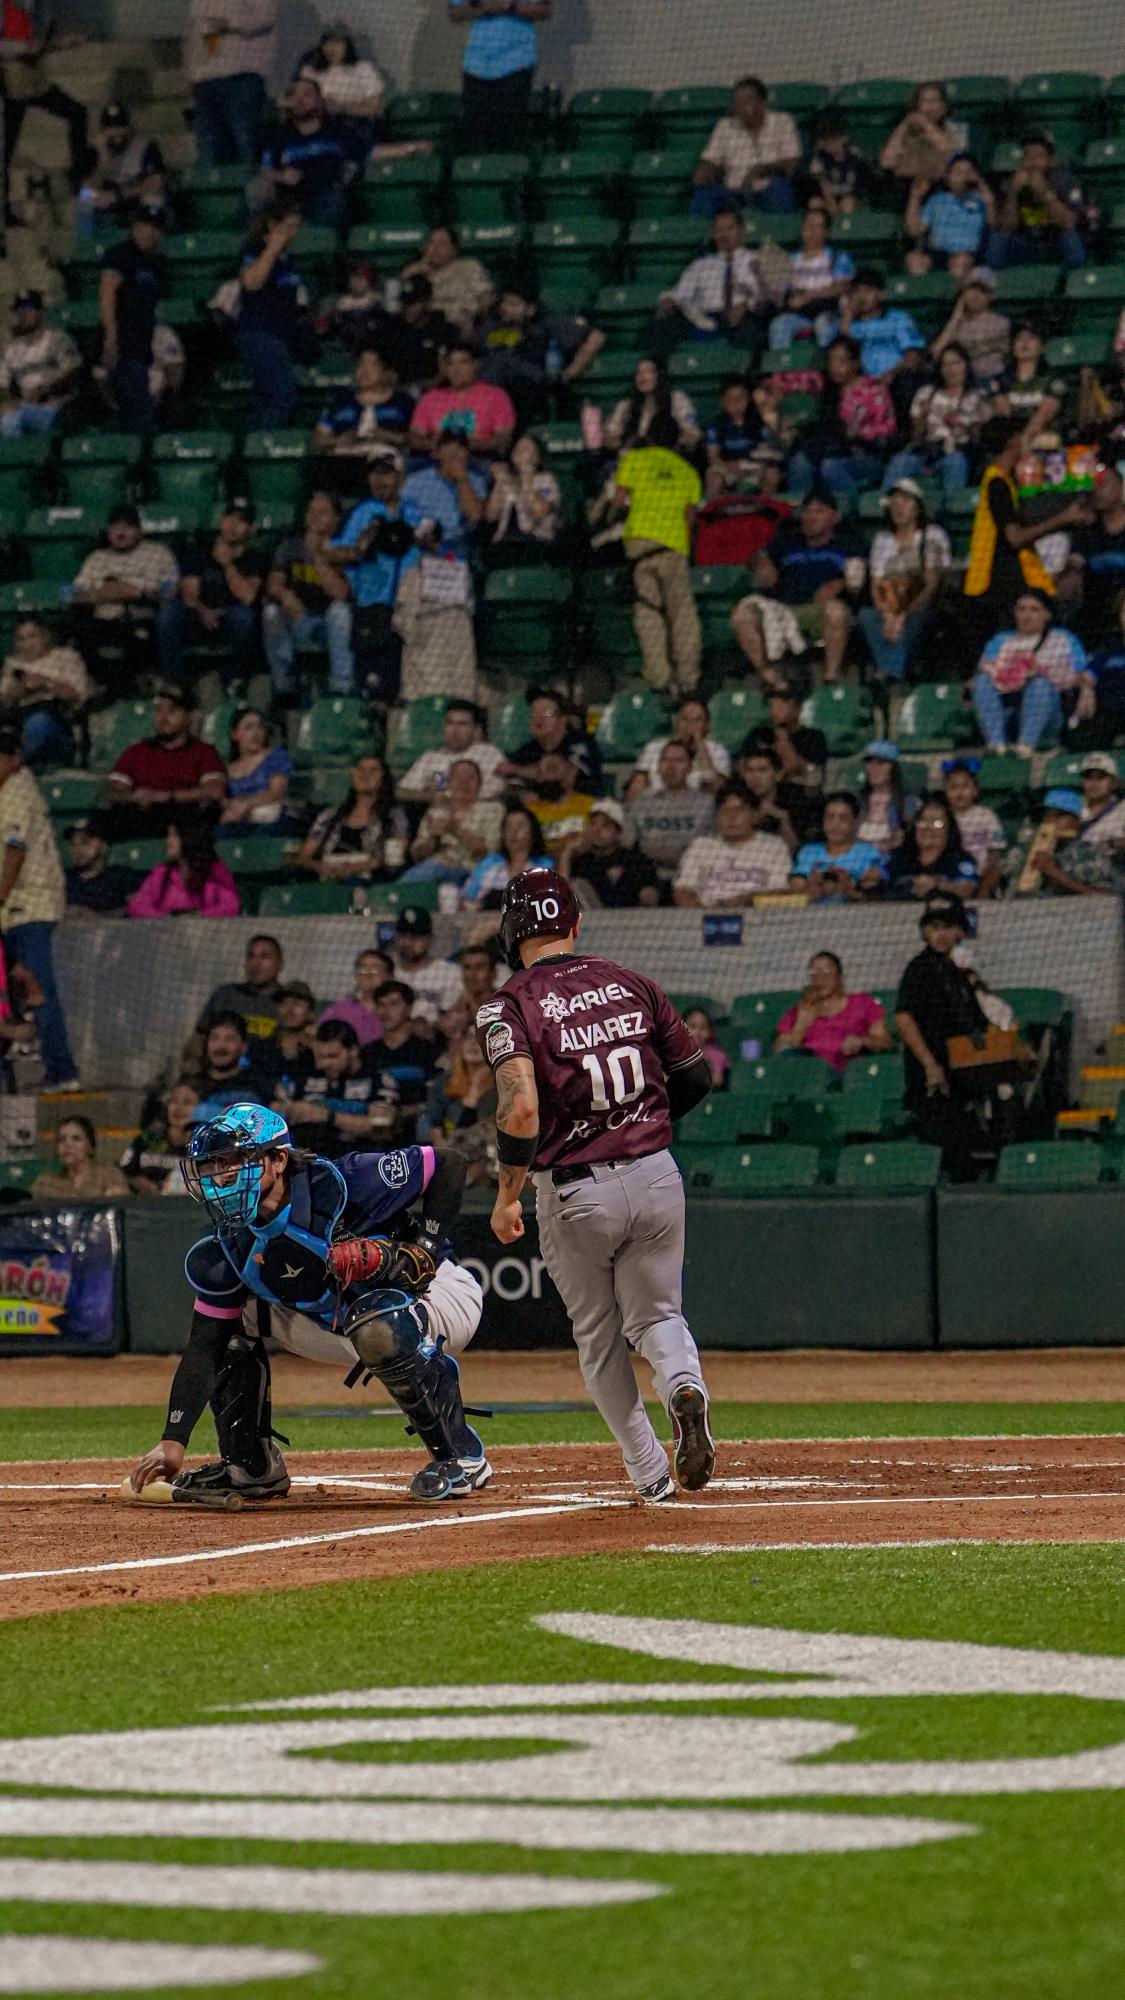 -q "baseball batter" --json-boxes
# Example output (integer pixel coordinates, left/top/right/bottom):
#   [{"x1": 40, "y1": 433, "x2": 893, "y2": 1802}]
[
  {"x1": 128, "y1": 1104, "x2": 489, "y2": 1506},
  {"x1": 477, "y1": 866, "x2": 715, "y2": 1500}
]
